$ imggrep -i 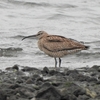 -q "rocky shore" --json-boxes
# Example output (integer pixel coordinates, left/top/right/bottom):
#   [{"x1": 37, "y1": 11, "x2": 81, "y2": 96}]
[{"x1": 0, "y1": 65, "x2": 100, "y2": 100}]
